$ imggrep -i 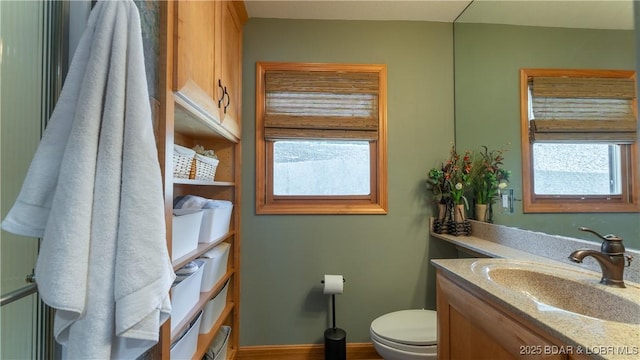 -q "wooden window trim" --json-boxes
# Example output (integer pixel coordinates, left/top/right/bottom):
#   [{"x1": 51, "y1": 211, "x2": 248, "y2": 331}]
[
  {"x1": 520, "y1": 68, "x2": 640, "y2": 213},
  {"x1": 256, "y1": 62, "x2": 388, "y2": 215}
]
